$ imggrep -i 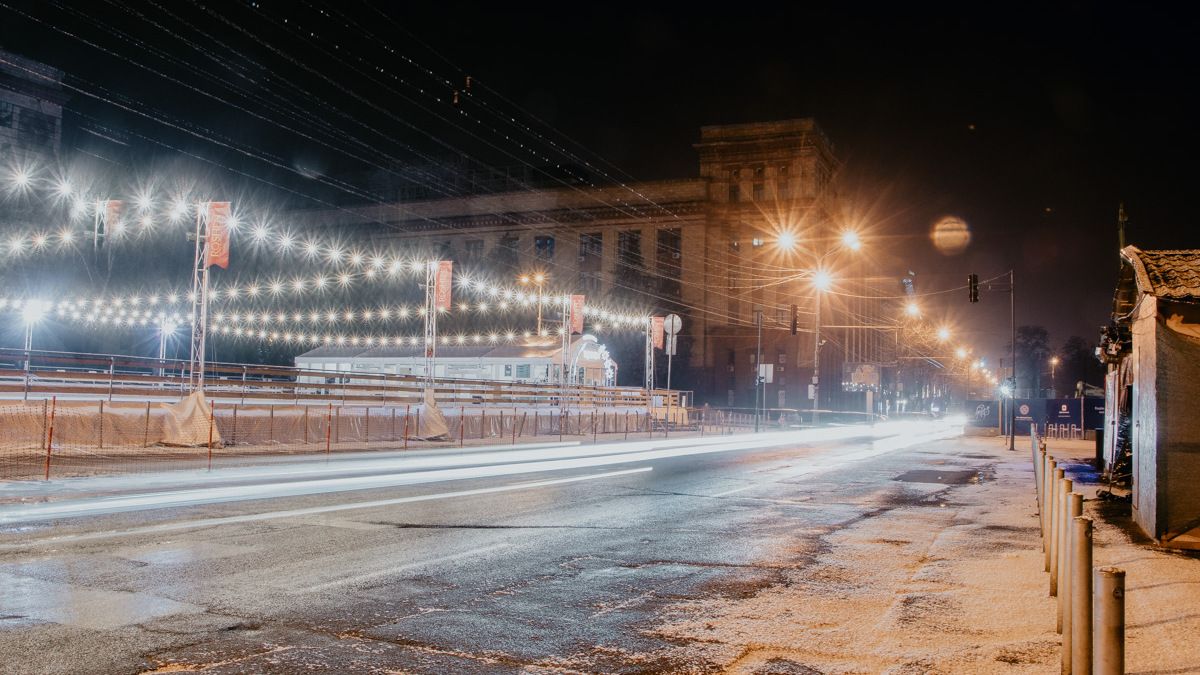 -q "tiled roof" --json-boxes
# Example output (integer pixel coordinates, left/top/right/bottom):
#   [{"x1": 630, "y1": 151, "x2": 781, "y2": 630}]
[{"x1": 1122, "y1": 247, "x2": 1200, "y2": 299}]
